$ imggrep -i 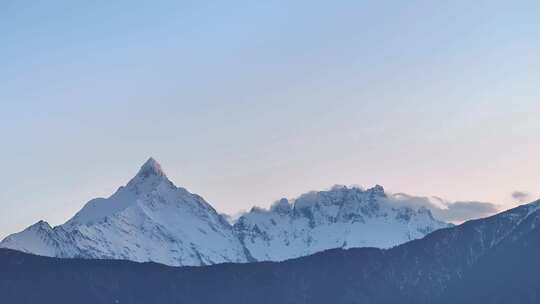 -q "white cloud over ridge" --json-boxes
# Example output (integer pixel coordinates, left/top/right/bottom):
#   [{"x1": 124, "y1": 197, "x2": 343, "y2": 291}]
[{"x1": 387, "y1": 193, "x2": 499, "y2": 224}]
